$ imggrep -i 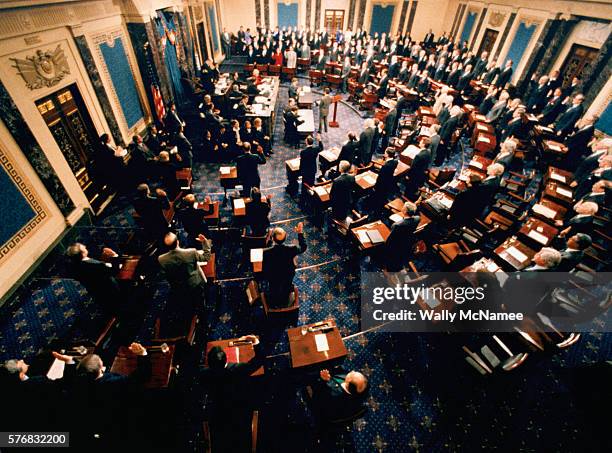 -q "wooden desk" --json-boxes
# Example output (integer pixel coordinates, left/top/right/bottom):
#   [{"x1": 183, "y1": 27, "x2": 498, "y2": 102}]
[
  {"x1": 531, "y1": 199, "x2": 567, "y2": 223},
  {"x1": 297, "y1": 109, "x2": 315, "y2": 136},
  {"x1": 543, "y1": 181, "x2": 573, "y2": 206},
  {"x1": 311, "y1": 182, "x2": 332, "y2": 203},
  {"x1": 473, "y1": 132, "x2": 496, "y2": 154},
  {"x1": 205, "y1": 338, "x2": 264, "y2": 376},
  {"x1": 298, "y1": 90, "x2": 314, "y2": 108},
  {"x1": 110, "y1": 345, "x2": 176, "y2": 389},
  {"x1": 318, "y1": 147, "x2": 341, "y2": 173},
  {"x1": 399, "y1": 145, "x2": 420, "y2": 166},
  {"x1": 372, "y1": 159, "x2": 409, "y2": 178},
  {"x1": 232, "y1": 197, "x2": 249, "y2": 217},
  {"x1": 287, "y1": 320, "x2": 347, "y2": 368},
  {"x1": 354, "y1": 170, "x2": 378, "y2": 190},
  {"x1": 199, "y1": 201, "x2": 220, "y2": 226},
  {"x1": 220, "y1": 166, "x2": 239, "y2": 196},
  {"x1": 494, "y1": 237, "x2": 536, "y2": 271},
  {"x1": 199, "y1": 253, "x2": 216, "y2": 282},
  {"x1": 351, "y1": 220, "x2": 391, "y2": 250},
  {"x1": 418, "y1": 106, "x2": 435, "y2": 117},
  {"x1": 519, "y1": 217, "x2": 559, "y2": 247},
  {"x1": 176, "y1": 168, "x2": 192, "y2": 189},
  {"x1": 286, "y1": 157, "x2": 301, "y2": 174},
  {"x1": 116, "y1": 256, "x2": 142, "y2": 281},
  {"x1": 468, "y1": 112, "x2": 487, "y2": 127},
  {"x1": 545, "y1": 167, "x2": 573, "y2": 186},
  {"x1": 543, "y1": 140, "x2": 568, "y2": 156}
]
